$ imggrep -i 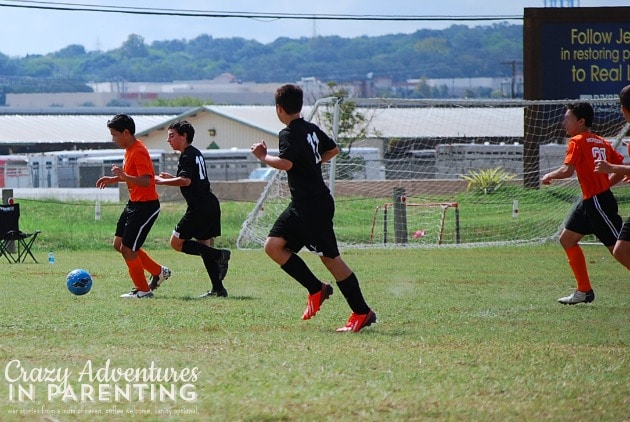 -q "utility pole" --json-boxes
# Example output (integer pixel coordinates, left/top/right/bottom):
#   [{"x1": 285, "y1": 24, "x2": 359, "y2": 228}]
[{"x1": 501, "y1": 60, "x2": 523, "y2": 98}]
